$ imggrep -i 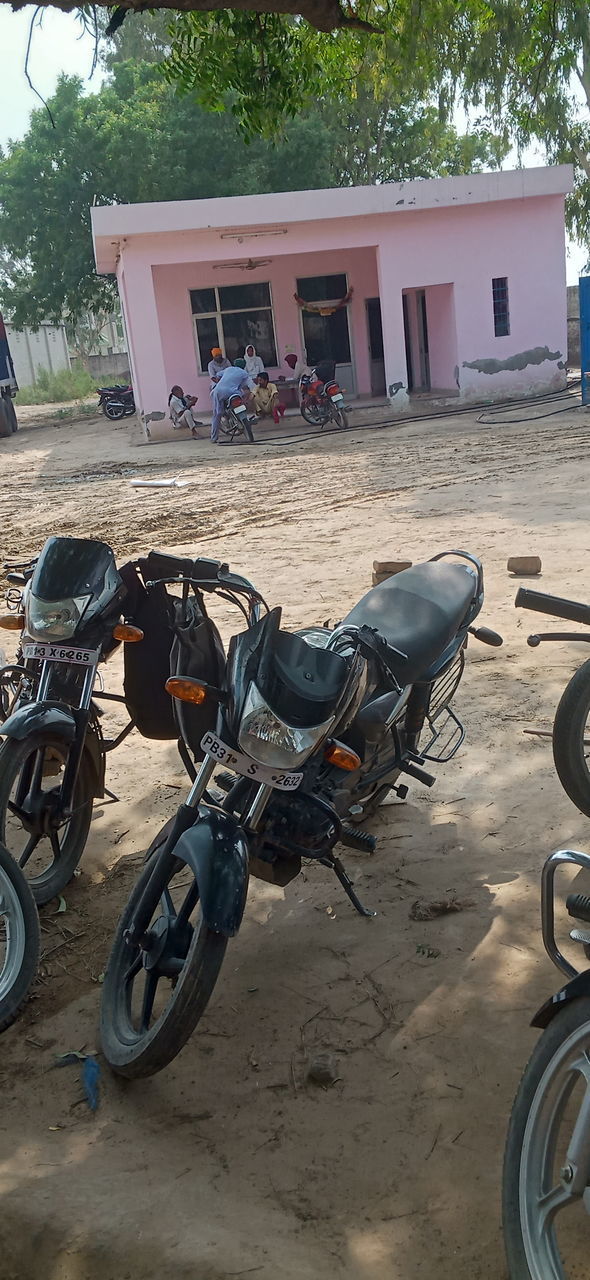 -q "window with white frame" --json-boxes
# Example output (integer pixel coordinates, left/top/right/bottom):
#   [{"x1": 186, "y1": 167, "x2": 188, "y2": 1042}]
[{"x1": 190, "y1": 283, "x2": 278, "y2": 372}]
